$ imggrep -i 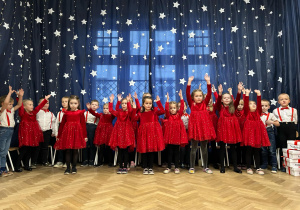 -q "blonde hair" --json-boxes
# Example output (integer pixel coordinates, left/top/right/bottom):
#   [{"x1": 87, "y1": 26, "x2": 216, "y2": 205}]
[
  {"x1": 278, "y1": 93, "x2": 290, "y2": 100},
  {"x1": 191, "y1": 89, "x2": 203, "y2": 101},
  {"x1": 91, "y1": 100, "x2": 99, "y2": 105},
  {"x1": 222, "y1": 93, "x2": 235, "y2": 114},
  {"x1": 103, "y1": 103, "x2": 109, "y2": 108},
  {"x1": 23, "y1": 99, "x2": 33, "y2": 106},
  {"x1": 261, "y1": 99, "x2": 270, "y2": 106},
  {"x1": 0, "y1": 95, "x2": 14, "y2": 106}
]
